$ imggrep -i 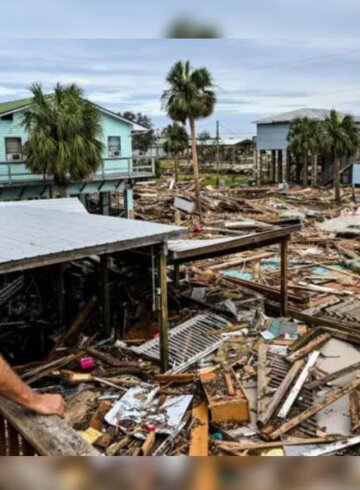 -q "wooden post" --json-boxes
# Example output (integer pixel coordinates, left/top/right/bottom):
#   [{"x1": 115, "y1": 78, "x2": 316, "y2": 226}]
[
  {"x1": 282, "y1": 149, "x2": 288, "y2": 182},
  {"x1": 158, "y1": 244, "x2": 169, "y2": 372},
  {"x1": 101, "y1": 255, "x2": 111, "y2": 336},
  {"x1": 56, "y1": 263, "x2": 66, "y2": 324},
  {"x1": 124, "y1": 188, "x2": 134, "y2": 219},
  {"x1": 280, "y1": 238, "x2": 288, "y2": 316},
  {"x1": 100, "y1": 191, "x2": 110, "y2": 216}
]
